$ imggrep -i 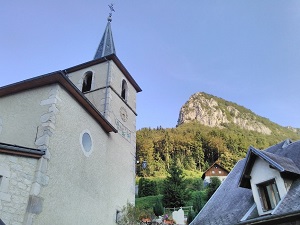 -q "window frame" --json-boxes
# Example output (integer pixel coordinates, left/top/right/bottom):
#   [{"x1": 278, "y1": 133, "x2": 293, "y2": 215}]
[
  {"x1": 82, "y1": 71, "x2": 93, "y2": 93},
  {"x1": 257, "y1": 179, "x2": 281, "y2": 212},
  {"x1": 121, "y1": 79, "x2": 128, "y2": 101}
]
